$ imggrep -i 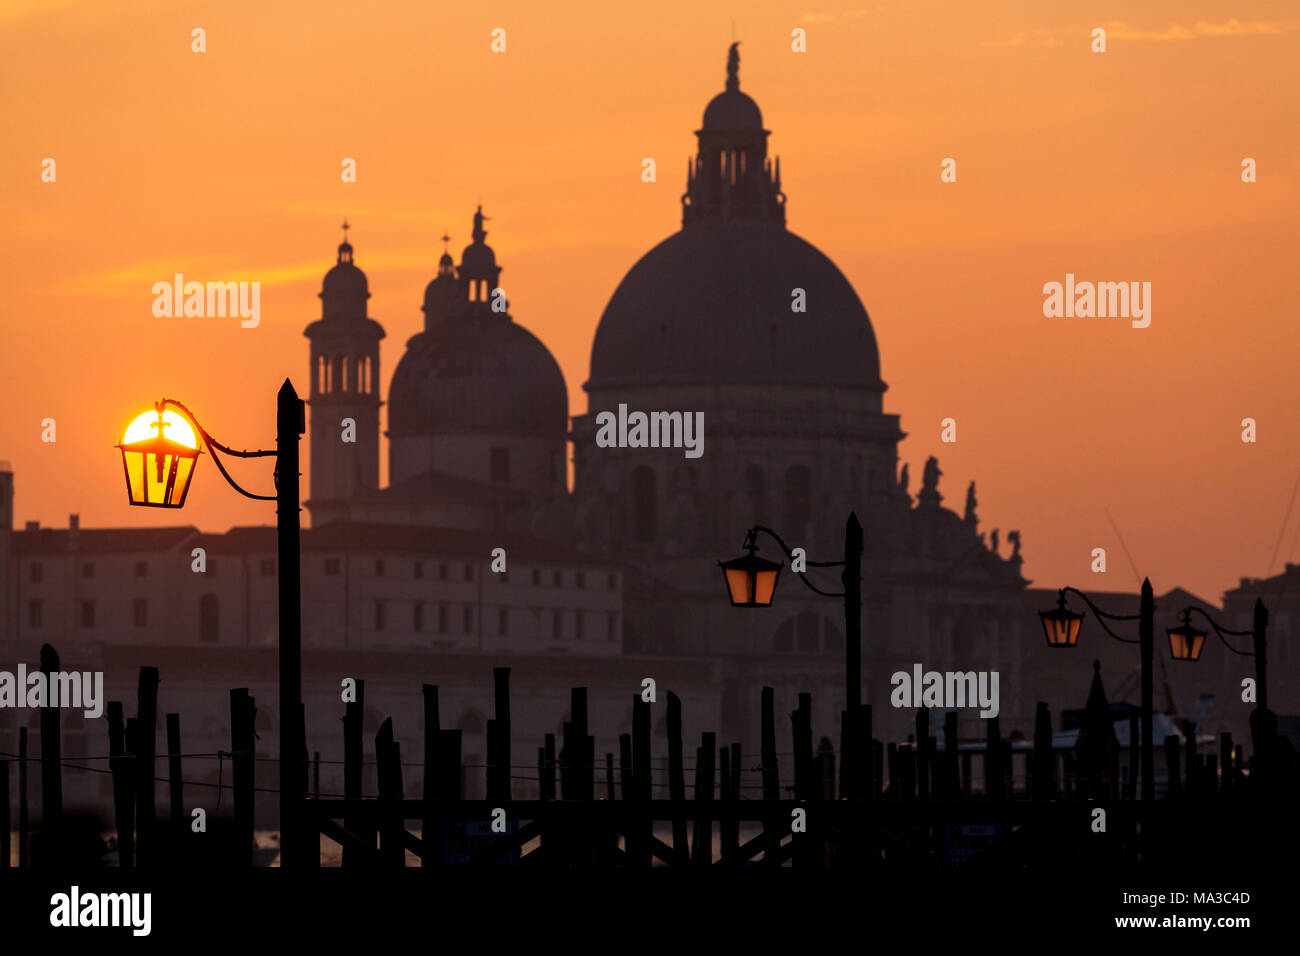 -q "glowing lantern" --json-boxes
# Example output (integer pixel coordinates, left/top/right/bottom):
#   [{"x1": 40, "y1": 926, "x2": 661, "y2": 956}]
[
  {"x1": 717, "y1": 546, "x2": 783, "y2": 608},
  {"x1": 116, "y1": 407, "x2": 201, "y2": 508}
]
